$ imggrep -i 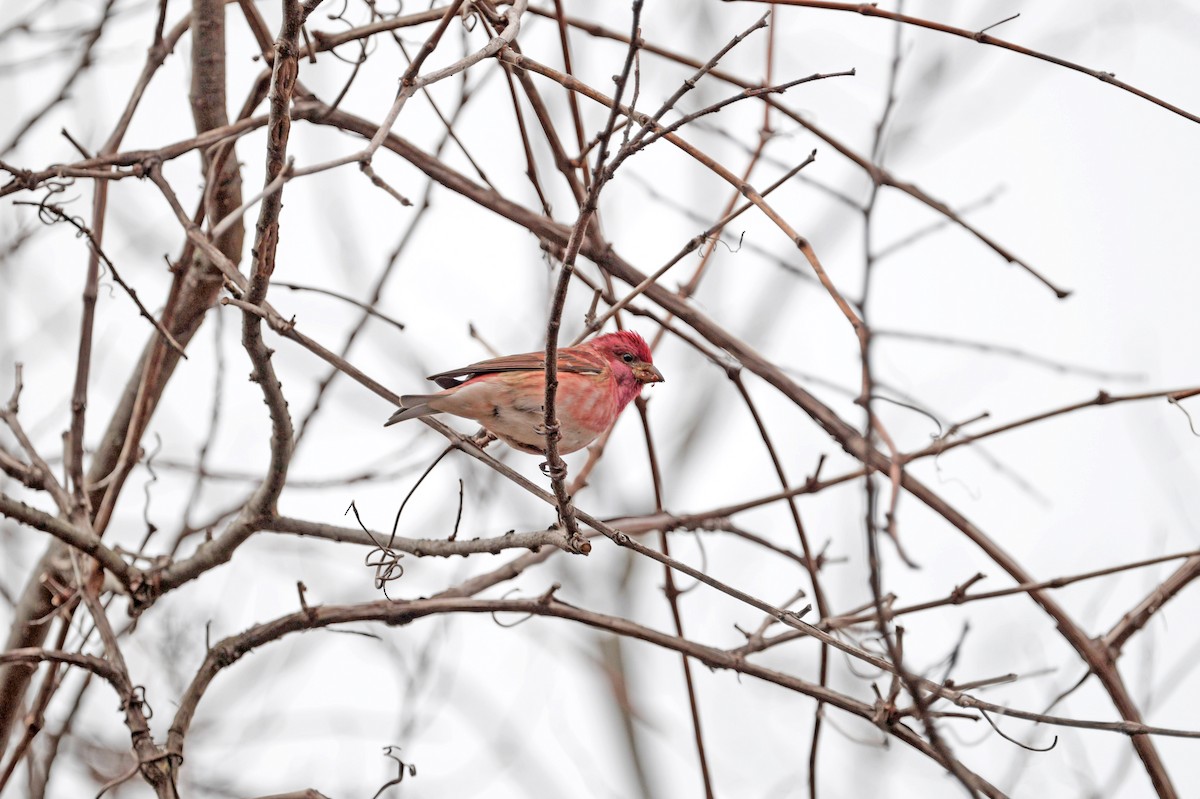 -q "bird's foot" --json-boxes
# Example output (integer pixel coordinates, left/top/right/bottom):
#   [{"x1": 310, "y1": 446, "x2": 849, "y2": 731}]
[{"x1": 470, "y1": 429, "x2": 496, "y2": 449}]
